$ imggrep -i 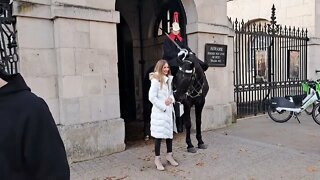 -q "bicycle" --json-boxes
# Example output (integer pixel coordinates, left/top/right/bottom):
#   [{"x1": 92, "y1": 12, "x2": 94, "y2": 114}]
[
  {"x1": 302, "y1": 81, "x2": 317, "y2": 115},
  {"x1": 267, "y1": 80, "x2": 320, "y2": 125}
]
